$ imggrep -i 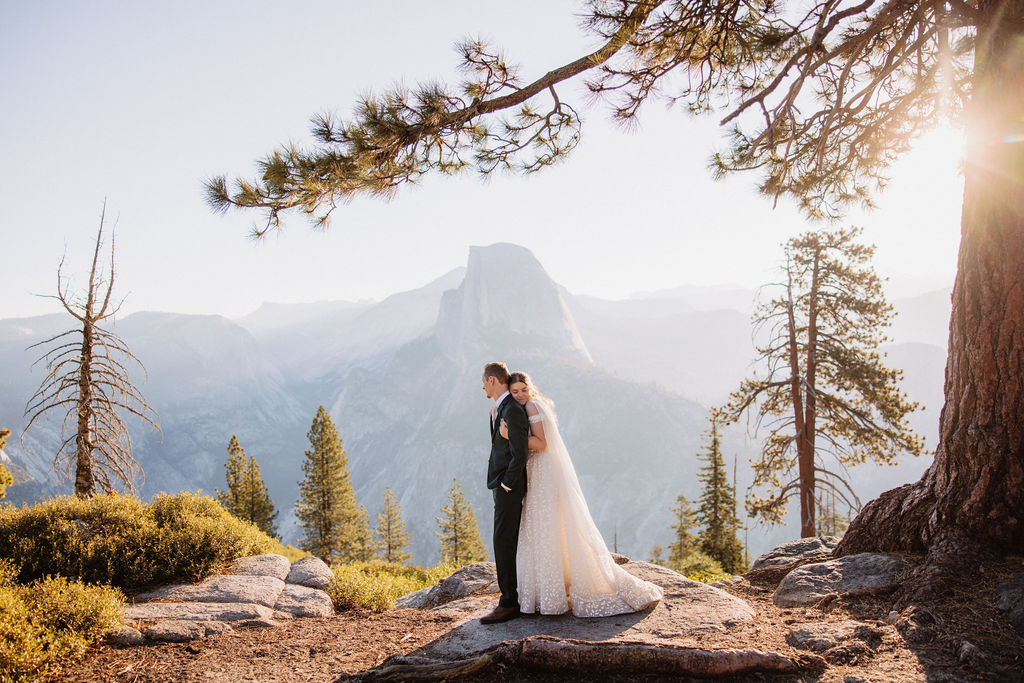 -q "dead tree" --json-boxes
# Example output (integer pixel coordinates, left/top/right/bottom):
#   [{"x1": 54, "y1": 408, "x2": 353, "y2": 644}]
[{"x1": 23, "y1": 203, "x2": 159, "y2": 497}]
